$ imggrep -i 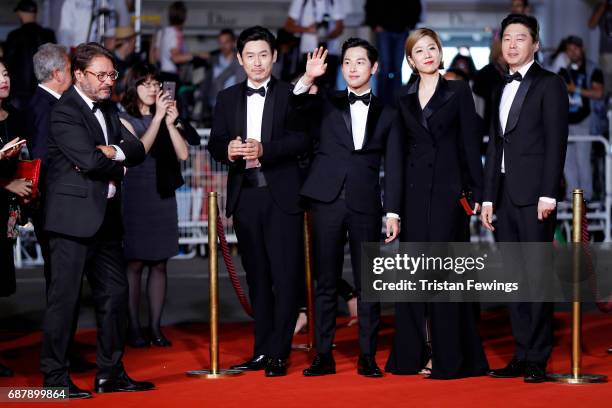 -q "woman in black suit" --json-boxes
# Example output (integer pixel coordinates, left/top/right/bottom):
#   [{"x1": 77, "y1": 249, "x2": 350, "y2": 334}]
[{"x1": 385, "y1": 28, "x2": 488, "y2": 379}]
